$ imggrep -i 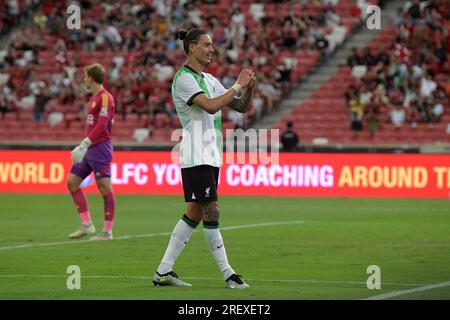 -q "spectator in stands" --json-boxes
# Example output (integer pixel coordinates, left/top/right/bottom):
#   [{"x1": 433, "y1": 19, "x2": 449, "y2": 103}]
[
  {"x1": 28, "y1": 72, "x2": 45, "y2": 96},
  {"x1": 109, "y1": 61, "x2": 122, "y2": 85},
  {"x1": 362, "y1": 47, "x2": 376, "y2": 67},
  {"x1": 221, "y1": 69, "x2": 235, "y2": 90},
  {"x1": 147, "y1": 87, "x2": 174, "y2": 122},
  {"x1": 325, "y1": 8, "x2": 340, "y2": 29},
  {"x1": 375, "y1": 46, "x2": 390, "y2": 66},
  {"x1": 244, "y1": 104, "x2": 258, "y2": 127},
  {"x1": 281, "y1": 121, "x2": 299, "y2": 152},
  {"x1": 0, "y1": 90, "x2": 9, "y2": 118},
  {"x1": 84, "y1": 19, "x2": 98, "y2": 51},
  {"x1": 251, "y1": 91, "x2": 265, "y2": 121},
  {"x1": 249, "y1": 2, "x2": 265, "y2": 22},
  {"x1": 33, "y1": 87, "x2": 51, "y2": 123},
  {"x1": 46, "y1": 8, "x2": 64, "y2": 36},
  {"x1": 390, "y1": 105, "x2": 406, "y2": 130},
  {"x1": 407, "y1": 0, "x2": 422, "y2": 20},
  {"x1": 103, "y1": 24, "x2": 123, "y2": 50},
  {"x1": 420, "y1": 69, "x2": 437, "y2": 99},
  {"x1": 0, "y1": 0, "x2": 356, "y2": 143},
  {"x1": 64, "y1": 60, "x2": 78, "y2": 83},
  {"x1": 418, "y1": 96, "x2": 434, "y2": 123},
  {"x1": 345, "y1": 84, "x2": 358, "y2": 103},
  {"x1": 365, "y1": 105, "x2": 379, "y2": 139},
  {"x1": 276, "y1": 60, "x2": 293, "y2": 93},
  {"x1": 228, "y1": 109, "x2": 244, "y2": 129},
  {"x1": 3, "y1": 48, "x2": 16, "y2": 67},
  {"x1": 431, "y1": 97, "x2": 444, "y2": 122},
  {"x1": 372, "y1": 84, "x2": 389, "y2": 114},
  {"x1": 231, "y1": 6, "x2": 245, "y2": 25},
  {"x1": 60, "y1": 80, "x2": 76, "y2": 105},
  {"x1": 33, "y1": 9, "x2": 47, "y2": 30},
  {"x1": 186, "y1": 2, "x2": 203, "y2": 27},
  {"x1": 349, "y1": 98, "x2": 364, "y2": 138},
  {"x1": 394, "y1": 7, "x2": 405, "y2": 26},
  {"x1": 313, "y1": 32, "x2": 330, "y2": 62},
  {"x1": 6, "y1": 0, "x2": 20, "y2": 27},
  {"x1": 359, "y1": 84, "x2": 373, "y2": 107},
  {"x1": 347, "y1": 47, "x2": 364, "y2": 67},
  {"x1": 132, "y1": 92, "x2": 148, "y2": 120}
]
